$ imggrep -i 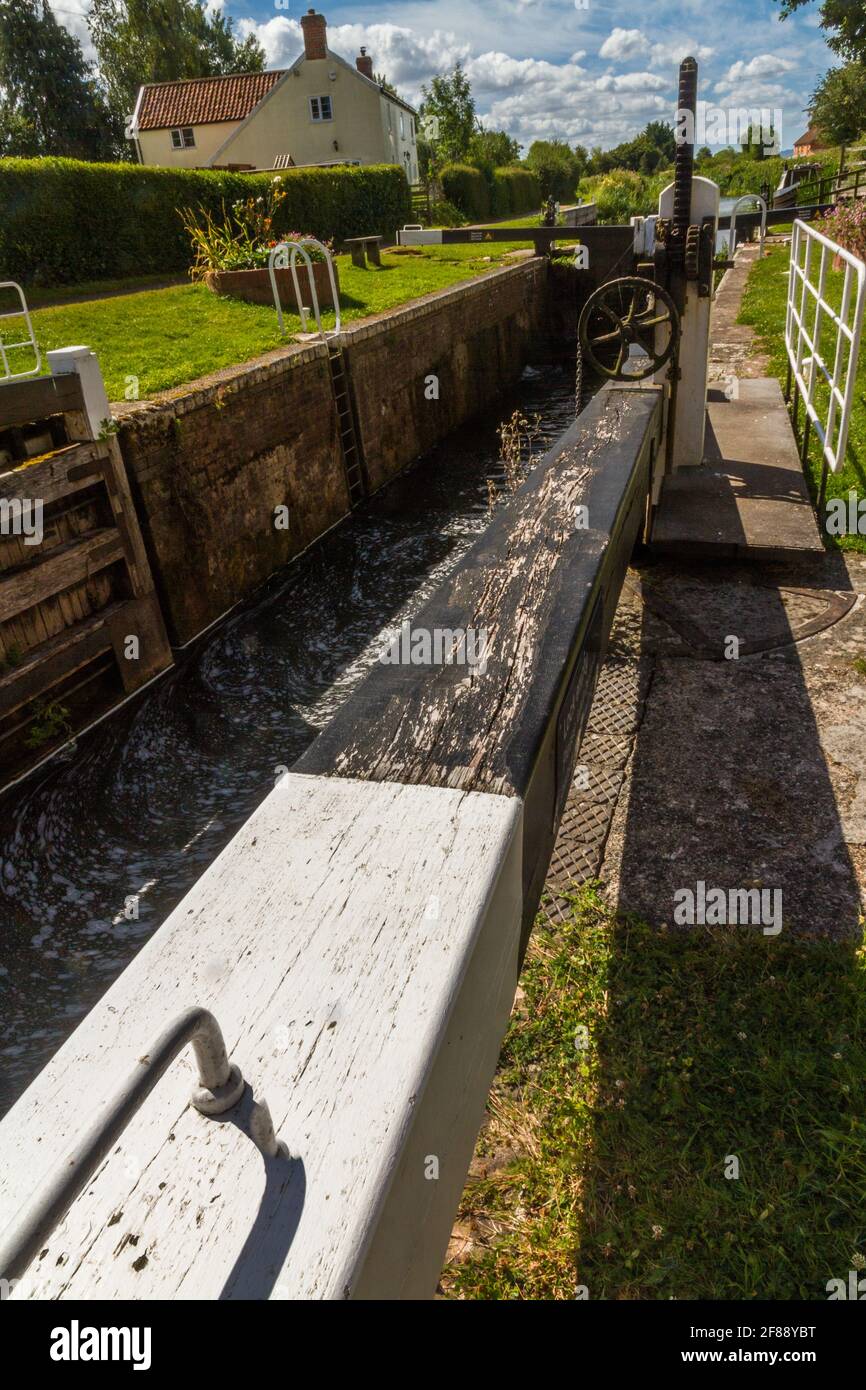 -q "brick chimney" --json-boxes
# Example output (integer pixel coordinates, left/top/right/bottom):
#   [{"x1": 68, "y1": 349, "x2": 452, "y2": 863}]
[
  {"x1": 356, "y1": 46, "x2": 374, "y2": 80},
  {"x1": 301, "y1": 8, "x2": 327, "y2": 61}
]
